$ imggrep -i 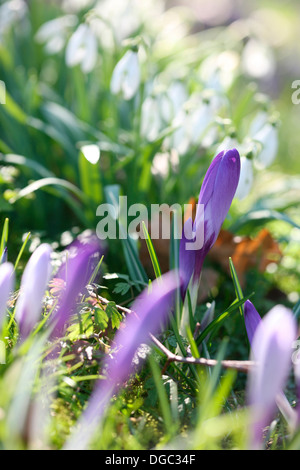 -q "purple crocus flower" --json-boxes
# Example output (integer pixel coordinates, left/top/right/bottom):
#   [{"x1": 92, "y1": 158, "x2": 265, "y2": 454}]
[
  {"x1": 247, "y1": 305, "x2": 297, "y2": 449},
  {"x1": 65, "y1": 271, "x2": 180, "y2": 450},
  {"x1": 49, "y1": 235, "x2": 102, "y2": 339},
  {"x1": 15, "y1": 244, "x2": 52, "y2": 339},
  {"x1": 0, "y1": 262, "x2": 14, "y2": 329},
  {"x1": 179, "y1": 148, "x2": 240, "y2": 299},
  {"x1": 244, "y1": 300, "x2": 297, "y2": 426}
]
